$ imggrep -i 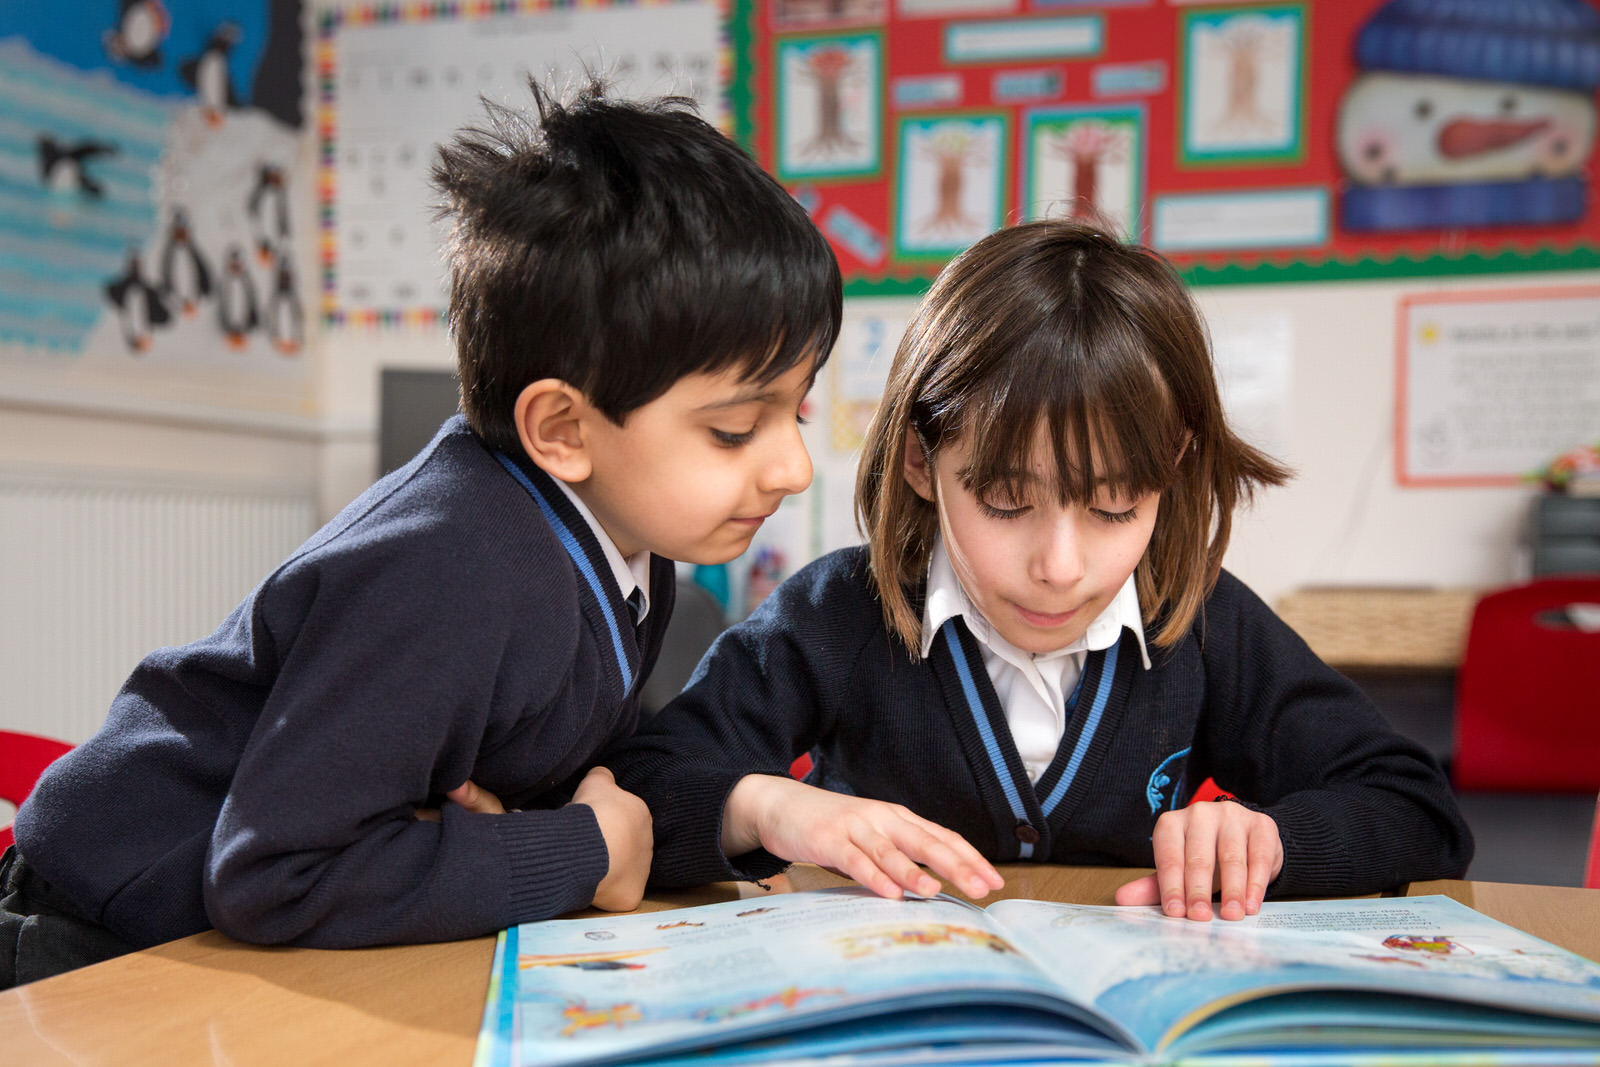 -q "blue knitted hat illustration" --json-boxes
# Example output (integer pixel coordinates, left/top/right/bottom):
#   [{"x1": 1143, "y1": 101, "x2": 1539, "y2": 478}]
[
  {"x1": 1357, "y1": 0, "x2": 1600, "y2": 92},
  {"x1": 1337, "y1": 0, "x2": 1600, "y2": 231}
]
